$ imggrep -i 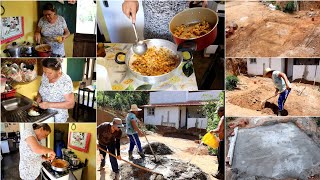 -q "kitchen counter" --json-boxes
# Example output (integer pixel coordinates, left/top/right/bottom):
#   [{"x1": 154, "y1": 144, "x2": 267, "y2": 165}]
[
  {"x1": 1, "y1": 93, "x2": 58, "y2": 122},
  {"x1": 98, "y1": 43, "x2": 198, "y2": 91}
]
